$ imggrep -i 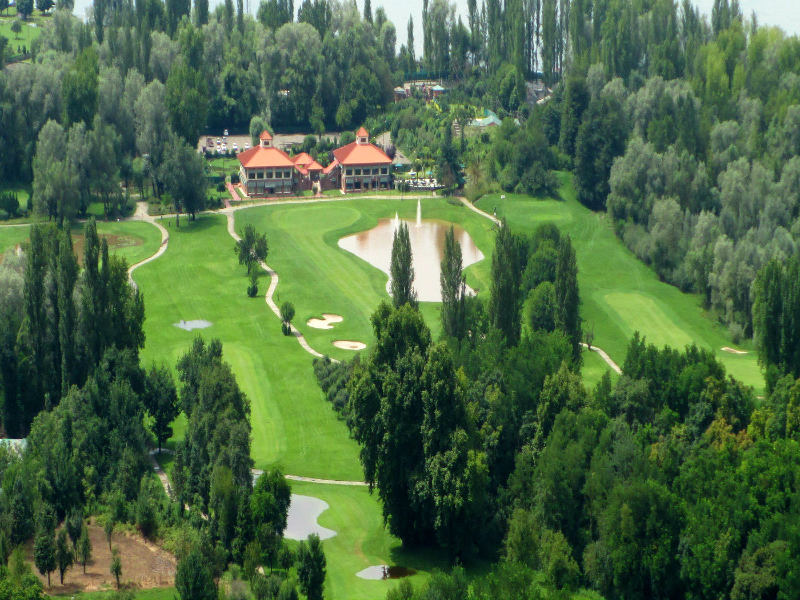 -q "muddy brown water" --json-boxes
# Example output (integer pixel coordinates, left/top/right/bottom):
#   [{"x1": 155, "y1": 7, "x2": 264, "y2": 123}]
[
  {"x1": 356, "y1": 565, "x2": 417, "y2": 580},
  {"x1": 338, "y1": 218, "x2": 484, "y2": 303}
]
